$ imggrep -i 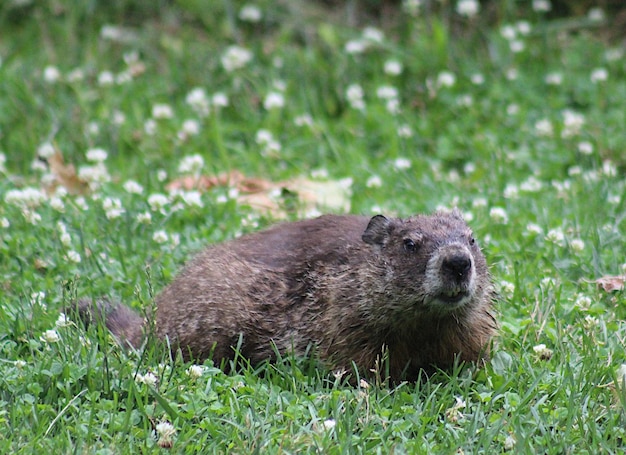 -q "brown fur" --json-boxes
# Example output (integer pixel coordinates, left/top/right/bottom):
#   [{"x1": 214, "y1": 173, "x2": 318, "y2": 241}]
[{"x1": 77, "y1": 210, "x2": 496, "y2": 381}]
